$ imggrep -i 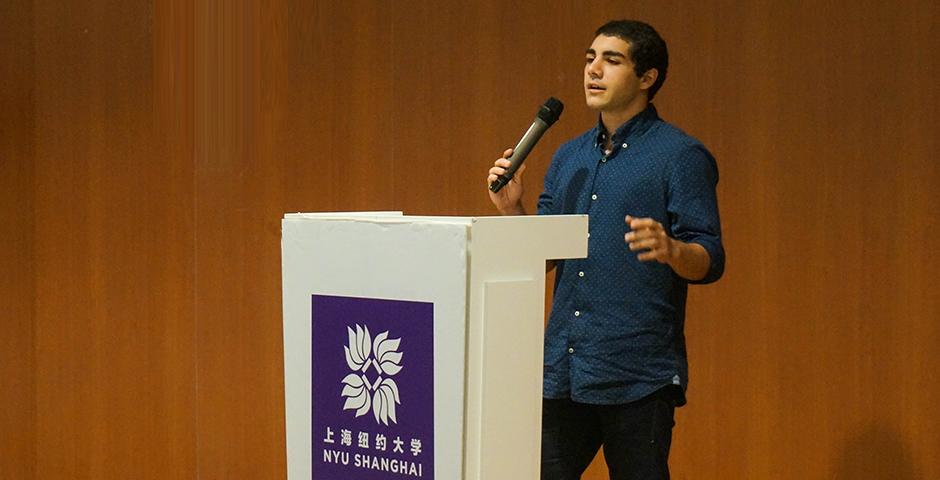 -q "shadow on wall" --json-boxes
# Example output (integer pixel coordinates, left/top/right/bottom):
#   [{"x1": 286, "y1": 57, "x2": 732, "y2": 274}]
[{"x1": 832, "y1": 425, "x2": 918, "y2": 480}]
